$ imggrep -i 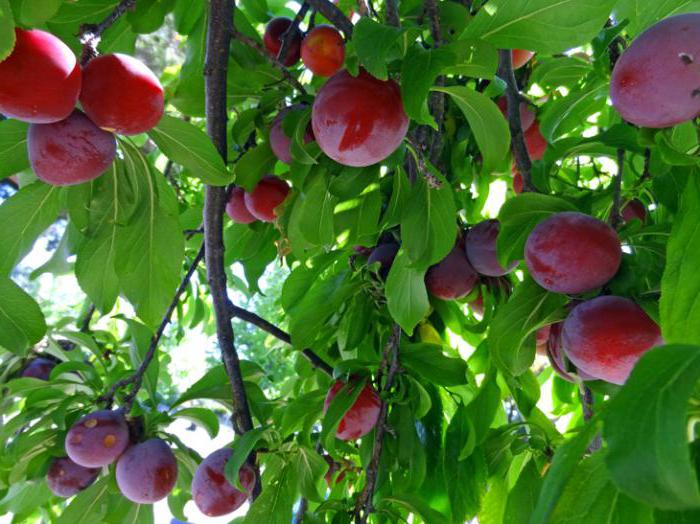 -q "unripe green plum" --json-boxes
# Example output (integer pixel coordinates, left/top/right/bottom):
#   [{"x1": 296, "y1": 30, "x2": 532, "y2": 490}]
[
  {"x1": 0, "y1": 29, "x2": 81, "y2": 123},
  {"x1": 116, "y1": 438, "x2": 177, "y2": 504}
]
